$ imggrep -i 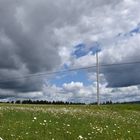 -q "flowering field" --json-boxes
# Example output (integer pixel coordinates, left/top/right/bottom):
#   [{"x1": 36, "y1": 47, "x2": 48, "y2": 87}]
[{"x1": 0, "y1": 104, "x2": 139, "y2": 140}]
